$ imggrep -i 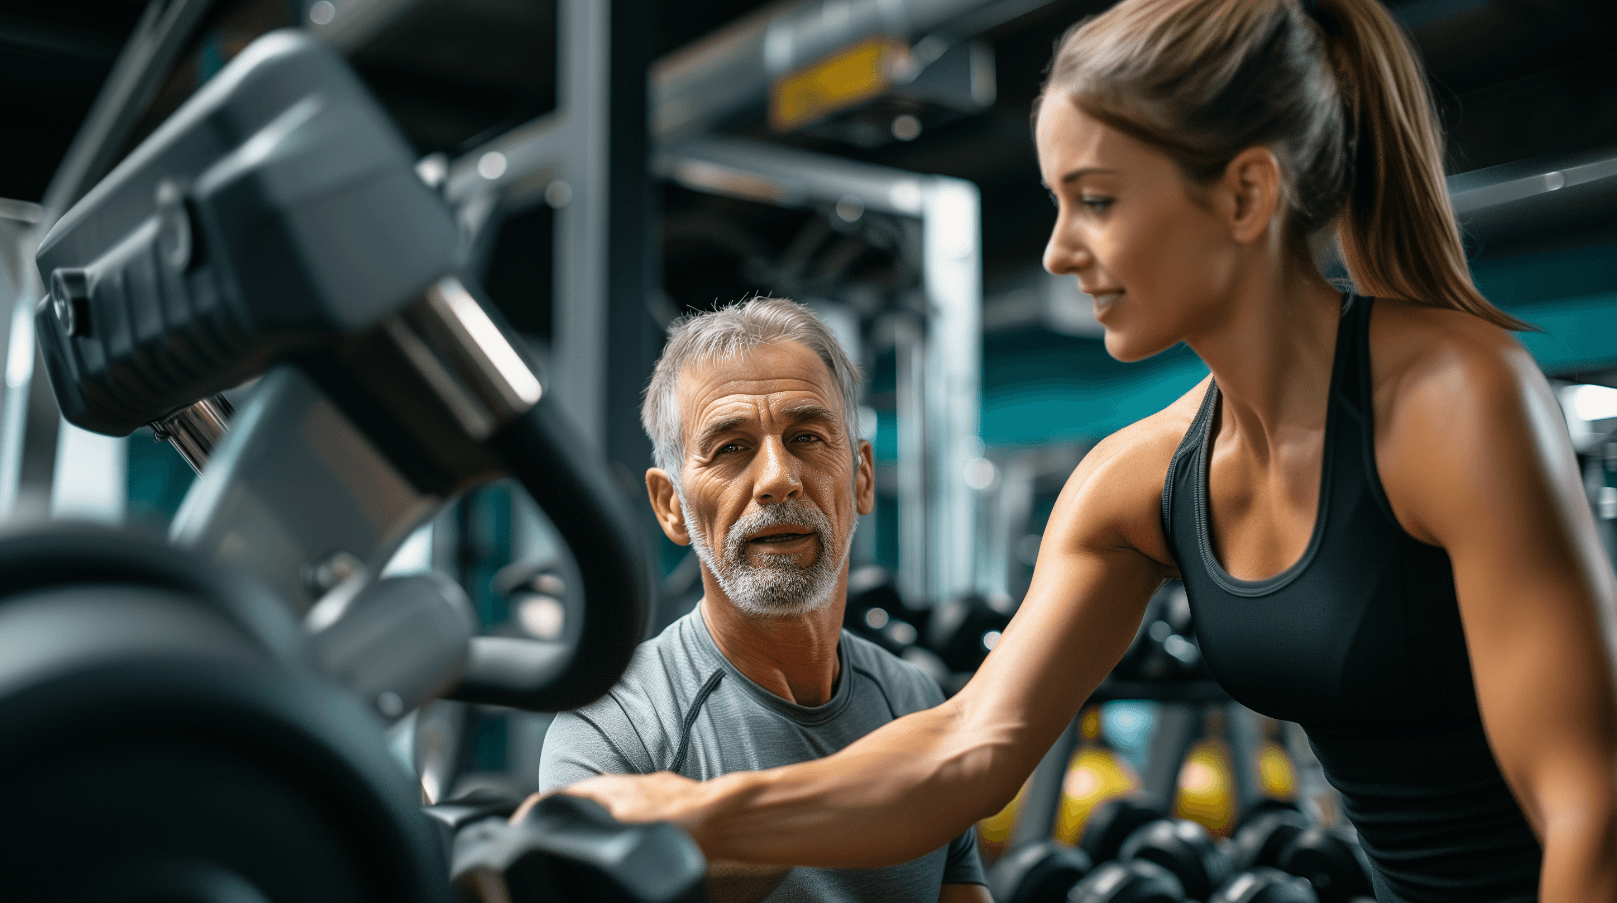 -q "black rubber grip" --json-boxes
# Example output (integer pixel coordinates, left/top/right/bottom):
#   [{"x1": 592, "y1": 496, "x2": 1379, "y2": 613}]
[{"x1": 447, "y1": 399, "x2": 648, "y2": 711}]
